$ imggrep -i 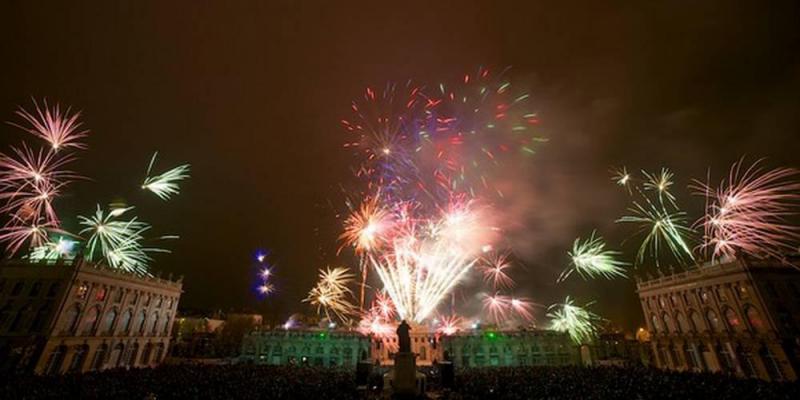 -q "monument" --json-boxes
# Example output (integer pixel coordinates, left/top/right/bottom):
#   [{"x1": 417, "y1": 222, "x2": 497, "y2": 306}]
[{"x1": 385, "y1": 320, "x2": 425, "y2": 398}]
